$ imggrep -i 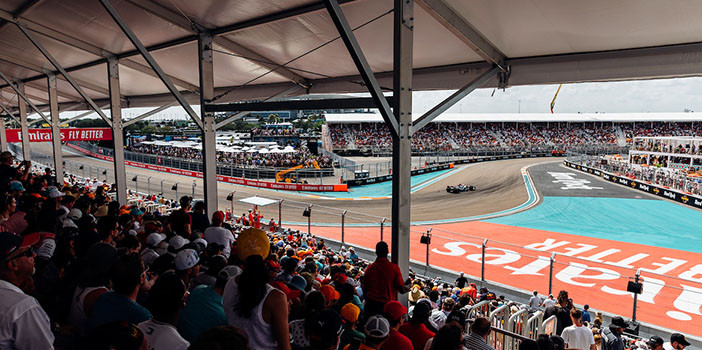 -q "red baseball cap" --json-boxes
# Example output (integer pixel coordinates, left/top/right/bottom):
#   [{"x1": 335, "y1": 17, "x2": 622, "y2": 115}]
[
  {"x1": 0, "y1": 232, "x2": 40, "y2": 261},
  {"x1": 212, "y1": 211, "x2": 225, "y2": 223},
  {"x1": 383, "y1": 300, "x2": 407, "y2": 321}
]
